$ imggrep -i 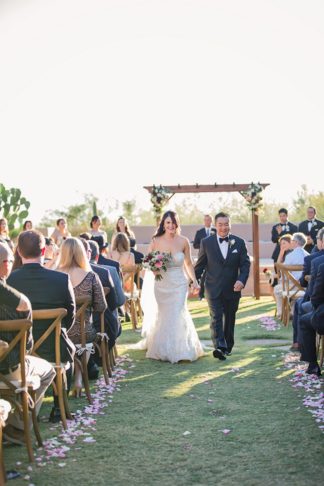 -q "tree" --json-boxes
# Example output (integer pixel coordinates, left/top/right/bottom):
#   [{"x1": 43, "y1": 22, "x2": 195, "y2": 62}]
[{"x1": 0, "y1": 183, "x2": 30, "y2": 236}]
